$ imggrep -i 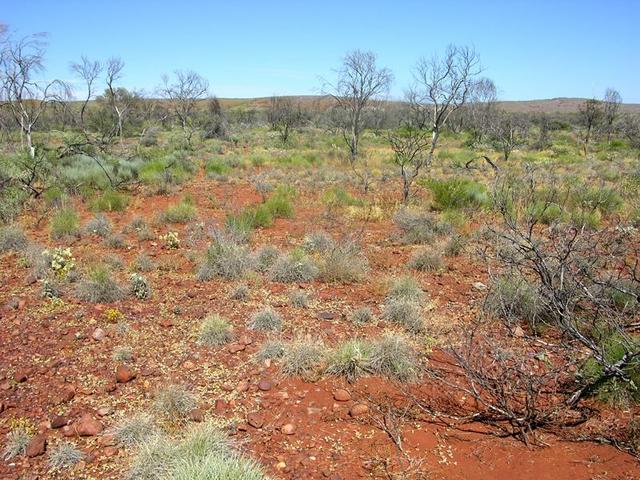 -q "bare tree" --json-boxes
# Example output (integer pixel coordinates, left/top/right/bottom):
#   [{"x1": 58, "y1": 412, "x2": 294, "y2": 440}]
[
  {"x1": 578, "y1": 98, "x2": 603, "y2": 156},
  {"x1": 467, "y1": 77, "x2": 497, "y2": 145},
  {"x1": 489, "y1": 112, "x2": 529, "y2": 161},
  {"x1": 160, "y1": 70, "x2": 209, "y2": 145},
  {"x1": 104, "y1": 57, "x2": 131, "y2": 143},
  {"x1": 621, "y1": 113, "x2": 640, "y2": 149},
  {"x1": 0, "y1": 32, "x2": 68, "y2": 158},
  {"x1": 70, "y1": 56, "x2": 102, "y2": 129},
  {"x1": 267, "y1": 96, "x2": 302, "y2": 143},
  {"x1": 410, "y1": 45, "x2": 481, "y2": 165},
  {"x1": 388, "y1": 122, "x2": 430, "y2": 203},
  {"x1": 602, "y1": 88, "x2": 622, "y2": 143},
  {"x1": 324, "y1": 50, "x2": 393, "y2": 190}
]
